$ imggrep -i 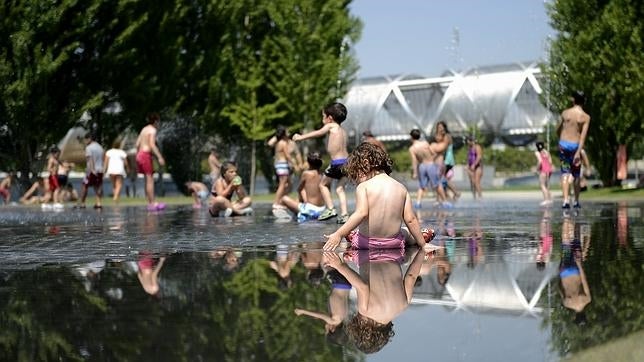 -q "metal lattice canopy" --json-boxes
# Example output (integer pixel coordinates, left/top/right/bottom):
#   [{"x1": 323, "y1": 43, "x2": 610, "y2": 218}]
[{"x1": 342, "y1": 62, "x2": 554, "y2": 144}]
